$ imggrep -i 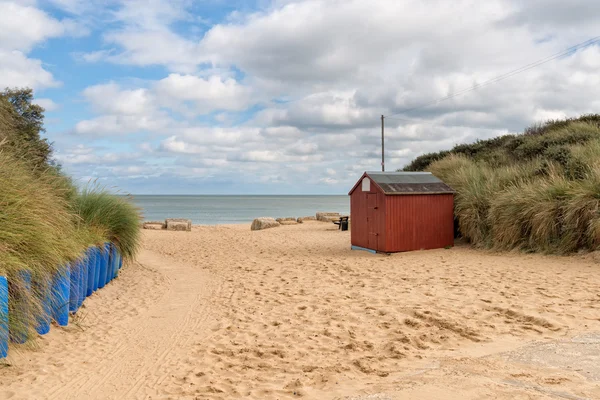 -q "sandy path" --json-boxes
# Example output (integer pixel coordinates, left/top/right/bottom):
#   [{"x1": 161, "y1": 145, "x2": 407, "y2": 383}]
[
  {"x1": 0, "y1": 249, "x2": 221, "y2": 400},
  {"x1": 1, "y1": 221, "x2": 599, "y2": 399}
]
